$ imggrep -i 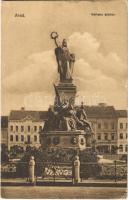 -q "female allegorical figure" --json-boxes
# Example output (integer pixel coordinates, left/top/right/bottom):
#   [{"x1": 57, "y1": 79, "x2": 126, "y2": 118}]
[{"x1": 51, "y1": 32, "x2": 75, "y2": 82}]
